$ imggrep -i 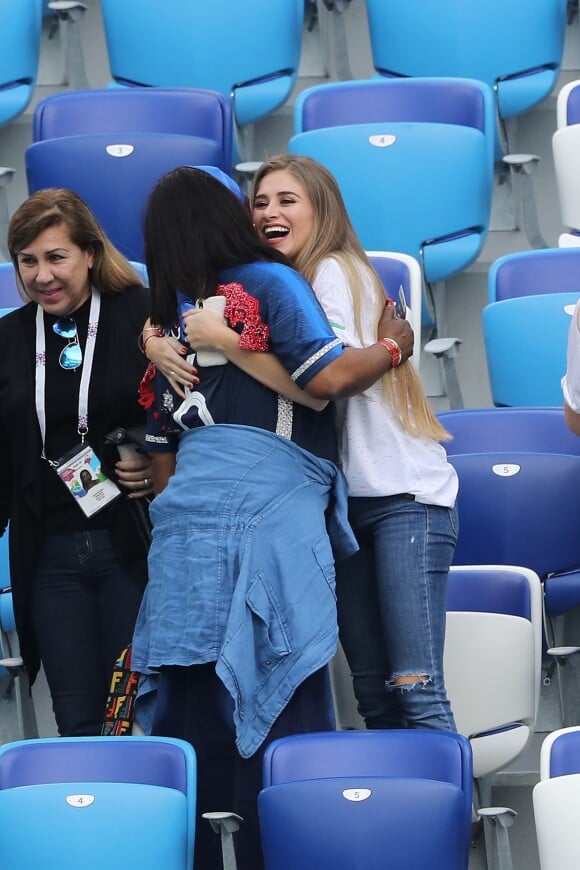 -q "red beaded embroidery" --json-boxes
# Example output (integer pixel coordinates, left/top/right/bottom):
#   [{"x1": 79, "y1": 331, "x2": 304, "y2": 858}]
[
  {"x1": 218, "y1": 282, "x2": 270, "y2": 352},
  {"x1": 138, "y1": 363, "x2": 157, "y2": 409}
]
